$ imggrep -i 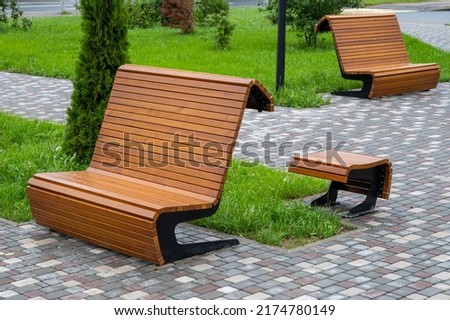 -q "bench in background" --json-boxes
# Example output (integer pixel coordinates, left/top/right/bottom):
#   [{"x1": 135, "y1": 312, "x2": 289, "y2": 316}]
[
  {"x1": 315, "y1": 14, "x2": 440, "y2": 98},
  {"x1": 27, "y1": 64, "x2": 274, "y2": 265}
]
